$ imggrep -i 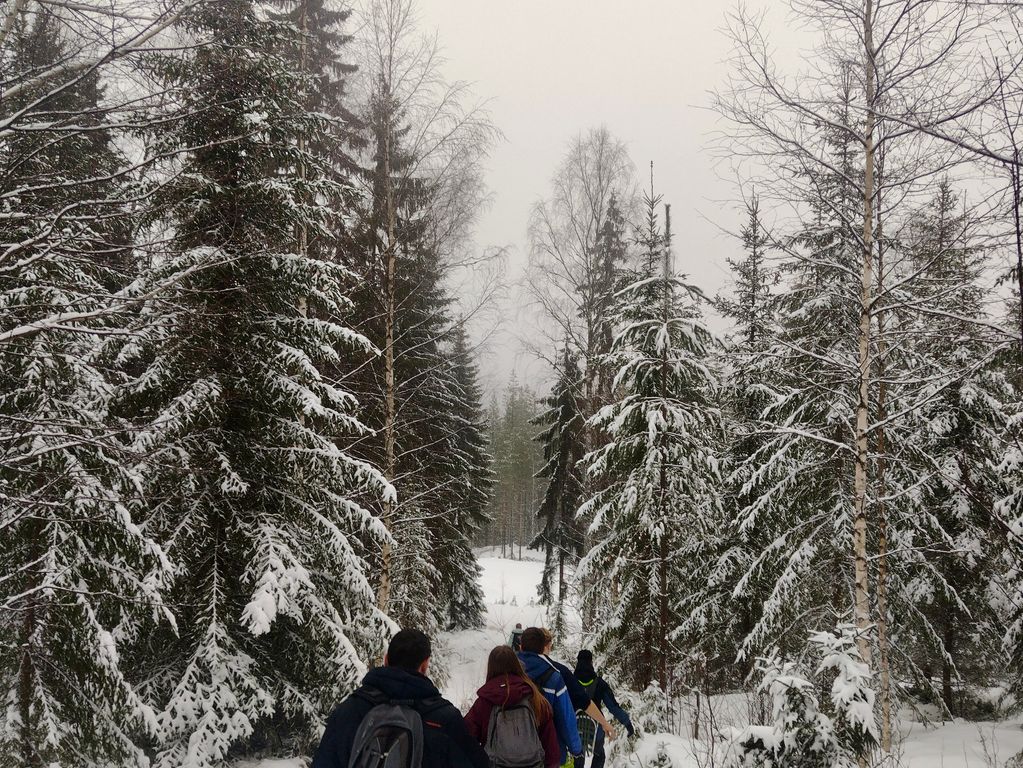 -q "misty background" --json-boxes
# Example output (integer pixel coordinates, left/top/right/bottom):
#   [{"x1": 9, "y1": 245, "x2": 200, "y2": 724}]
[{"x1": 411, "y1": 0, "x2": 788, "y2": 391}]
